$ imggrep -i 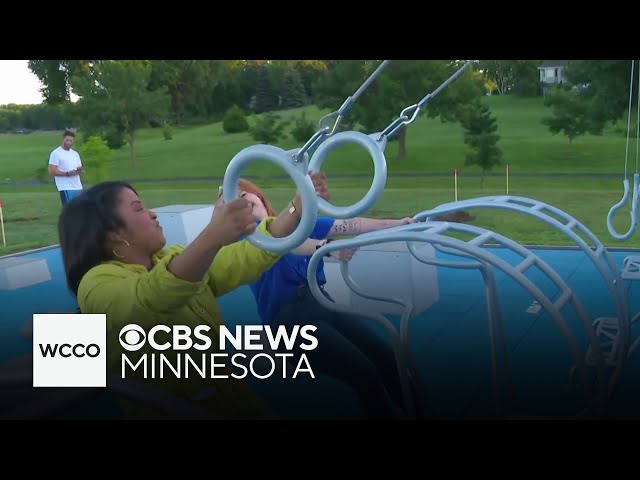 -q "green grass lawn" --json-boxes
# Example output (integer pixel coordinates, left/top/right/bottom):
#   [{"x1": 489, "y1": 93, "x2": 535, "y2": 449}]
[
  {"x1": 0, "y1": 97, "x2": 635, "y2": 184},
  {"x1": 2, "y1": 175, "x2": 640, "y2": 256},
  {"x1": 1, "y1": 95, "x2": 640, "y2": 255}
]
